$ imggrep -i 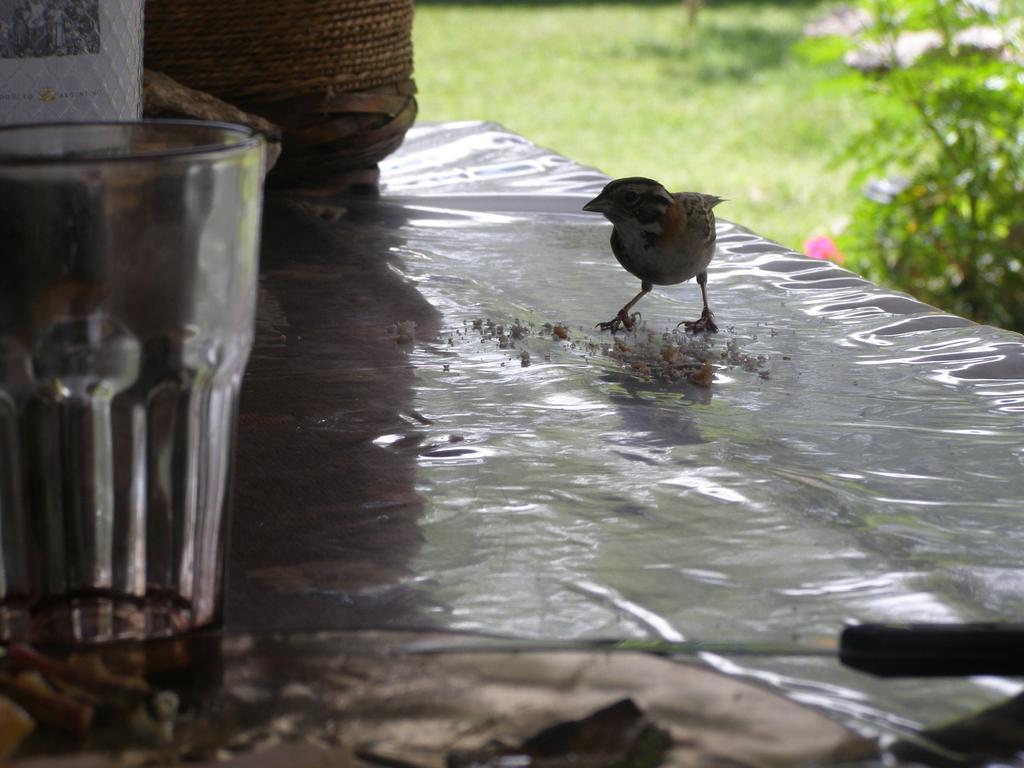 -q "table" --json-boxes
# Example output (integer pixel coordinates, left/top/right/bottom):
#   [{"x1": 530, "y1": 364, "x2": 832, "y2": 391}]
[{"x1": 14, "y1": 122, "x2": 1024, "y2": 766}]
